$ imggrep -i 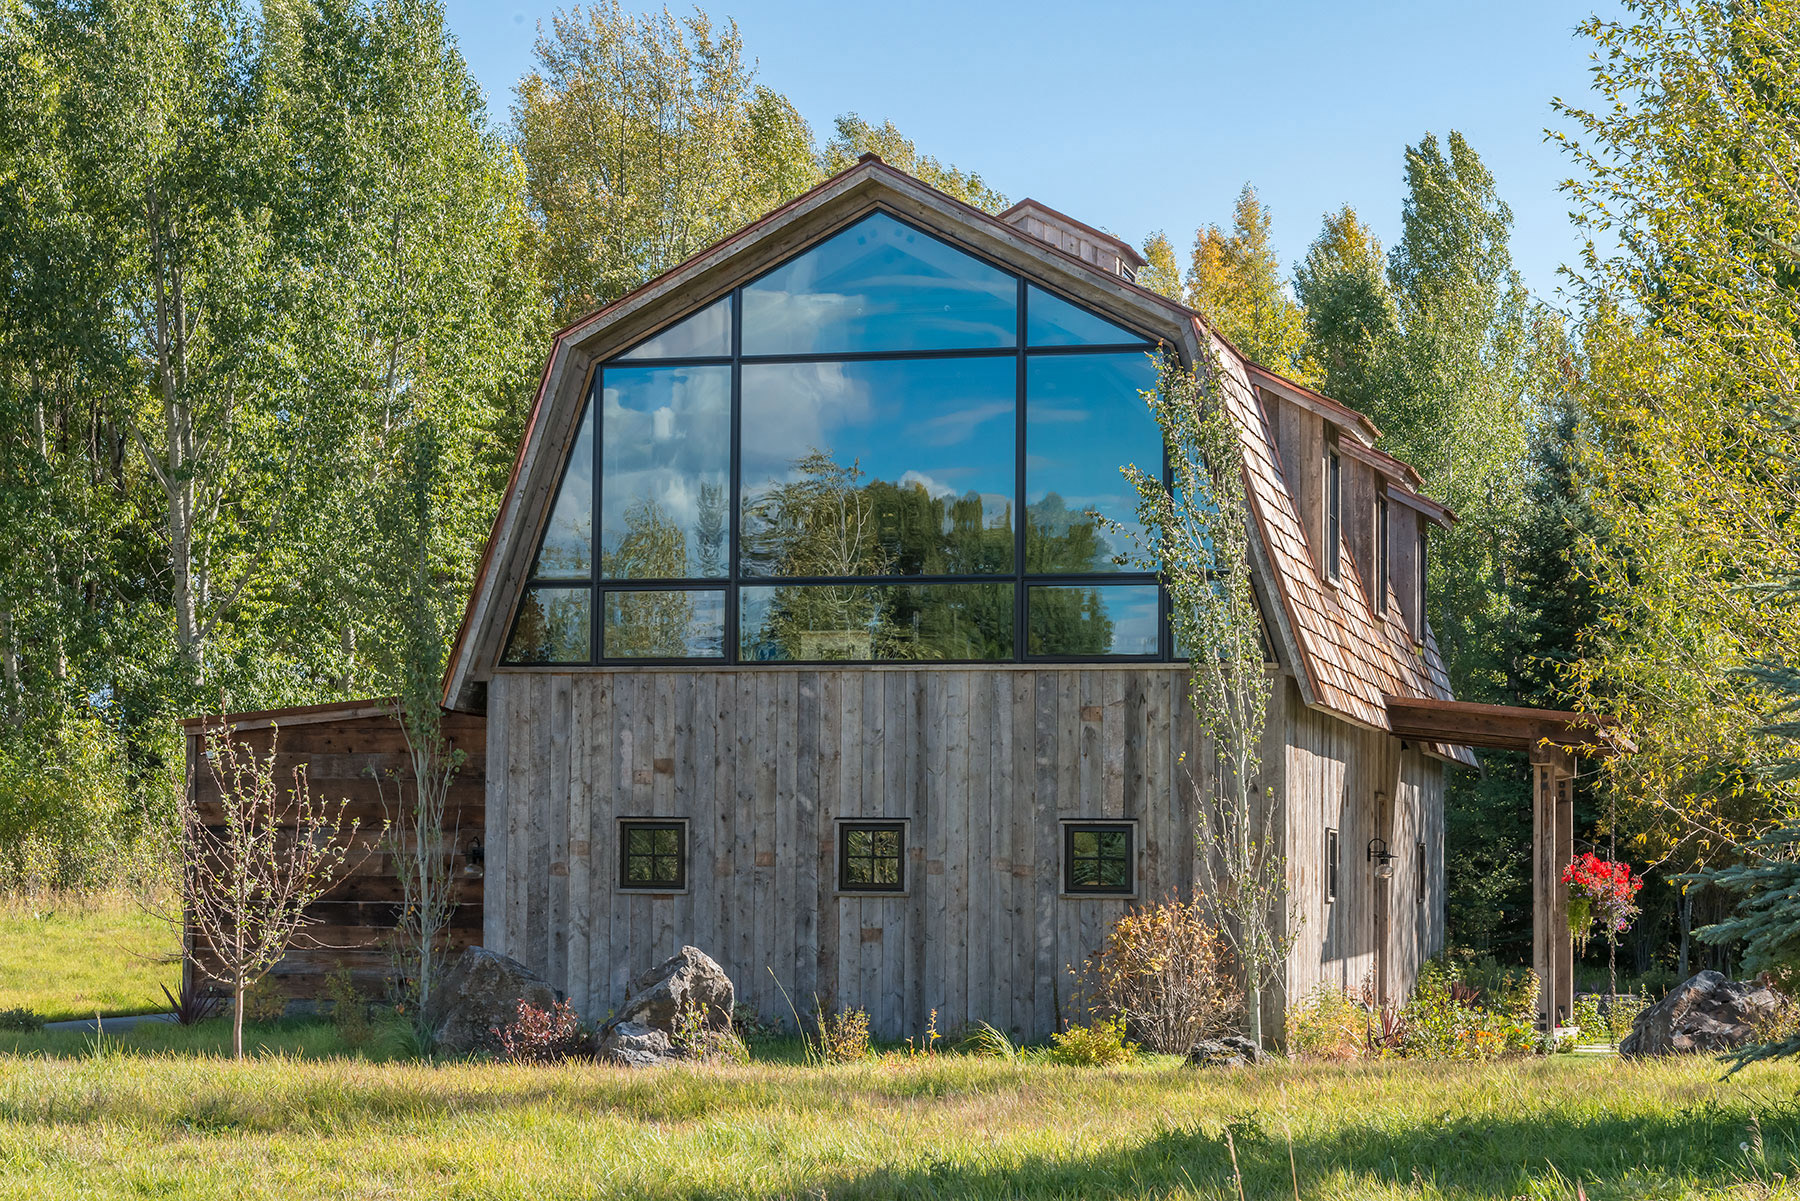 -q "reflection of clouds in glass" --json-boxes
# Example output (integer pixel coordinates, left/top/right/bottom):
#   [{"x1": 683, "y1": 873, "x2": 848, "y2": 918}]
[
  {"x1": 741, "y1": 213, "x2": 1016, "y2": 355},
  {"x1": 535, "y1": 403, "x2": 594, "y2": 576},
  {"x1": 1026, "y1": 353, "x2": 1161, "y2": 568},
  {"x1": 614, "y1": 295, "x2": 731, "y2": 360},
  {"x1": 601, "y1": 365, "x2": 730, "y2": 578},
  {"x1": 740, "y1": 359, "x2": 1014, "y2": 529},
  {"x1": 1105, "y1": 589, "x2": 1161, "y2": 654}
]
